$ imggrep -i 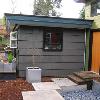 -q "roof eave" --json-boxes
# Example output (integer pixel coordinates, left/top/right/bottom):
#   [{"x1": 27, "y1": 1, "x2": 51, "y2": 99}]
[{"x1": 5, "y1": 13, "x2": 93, "y2": 31}]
